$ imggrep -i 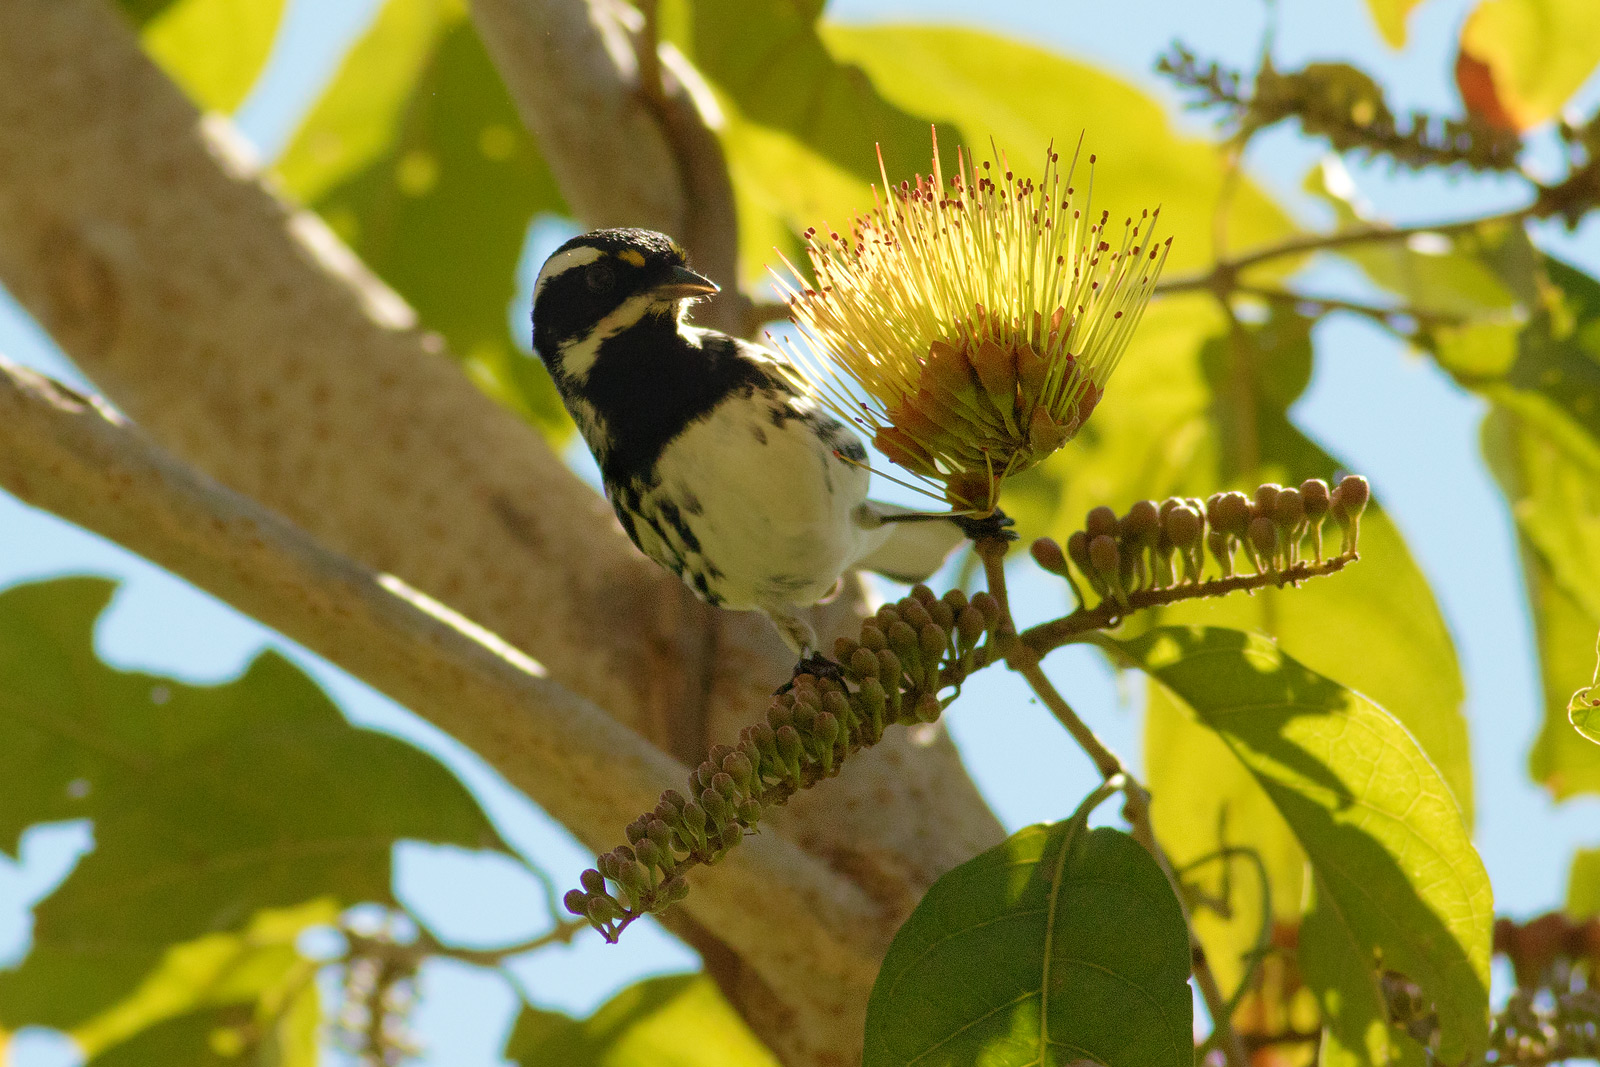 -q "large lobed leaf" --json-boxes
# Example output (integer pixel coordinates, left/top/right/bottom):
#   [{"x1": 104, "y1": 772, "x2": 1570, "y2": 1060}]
[
  {"x1": 863, "y1": 817, "x2": 1192, "y2": 1067},
  {"x1": 1112, "y1": 626, "x2": 1492, "y2": 1065},
  {"x1": 0, "y1": 577, "x2": 505, "y2": 1044},
  {"x1": 275, "y1": 0, "x2": 570, "y2": 435}
]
